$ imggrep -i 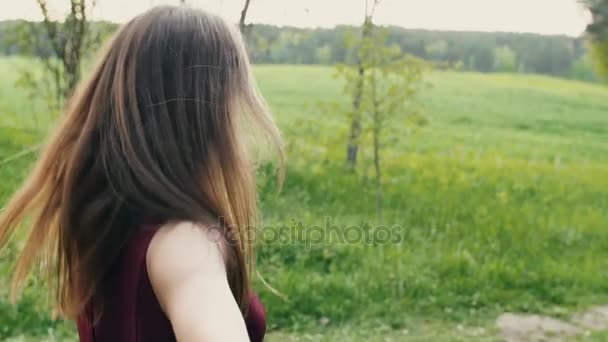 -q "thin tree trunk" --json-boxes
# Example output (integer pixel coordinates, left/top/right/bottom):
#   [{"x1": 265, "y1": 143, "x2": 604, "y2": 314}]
[
  {"x1": 373, "y1": 128, "x2": 382, "y2": 220},
  {"x1": 367, "y1": 18, "x2": 382, "y2": 220},
  {"x1": 346, "y1": 18, "x2": 373, "y2": 167},
  {"x1": 64, "y1": 0, "x2": 86, "y2": 98},
  {"x1": 371, "y1": 70, "x2": 382, "y2": 220},
  {"x1": 346, "y1": 62, "x2": 364, "y2": 167},
  {"x1": 36, "y1": 0, "x2": 88, "y2": 104},
  {"x1": 239, "y1": 0, "x2": 252, "y2": 32}
]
